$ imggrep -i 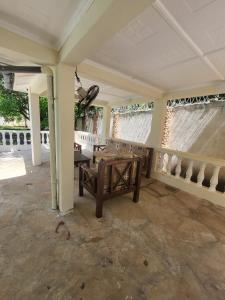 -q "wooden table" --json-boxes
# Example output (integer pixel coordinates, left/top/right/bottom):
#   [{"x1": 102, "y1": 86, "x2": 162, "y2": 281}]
[{"x1": 74, "y1": 152, "x2": 91, "y2": 167}]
